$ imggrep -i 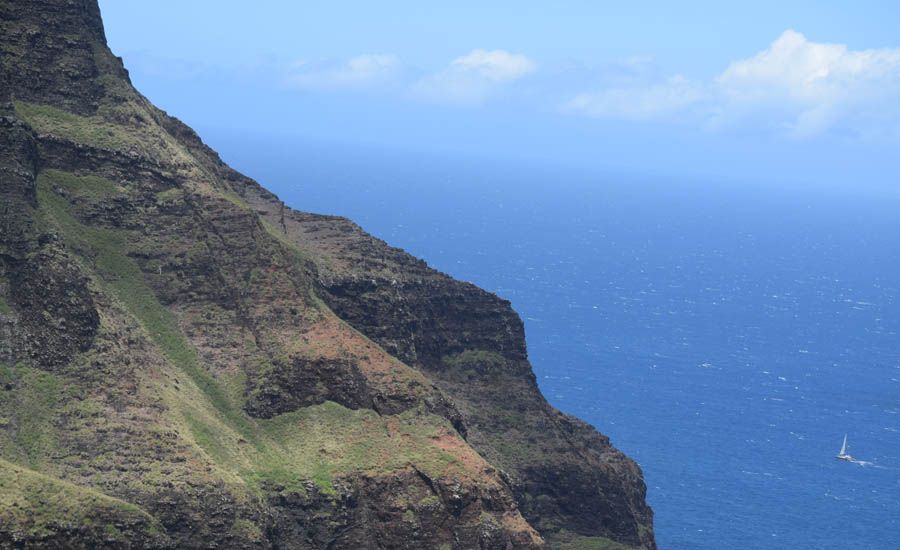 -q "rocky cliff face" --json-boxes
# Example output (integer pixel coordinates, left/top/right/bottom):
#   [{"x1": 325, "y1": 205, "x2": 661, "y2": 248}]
[{"x1": 0, "y1": 1, "x2": 655, "y2": 548}]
